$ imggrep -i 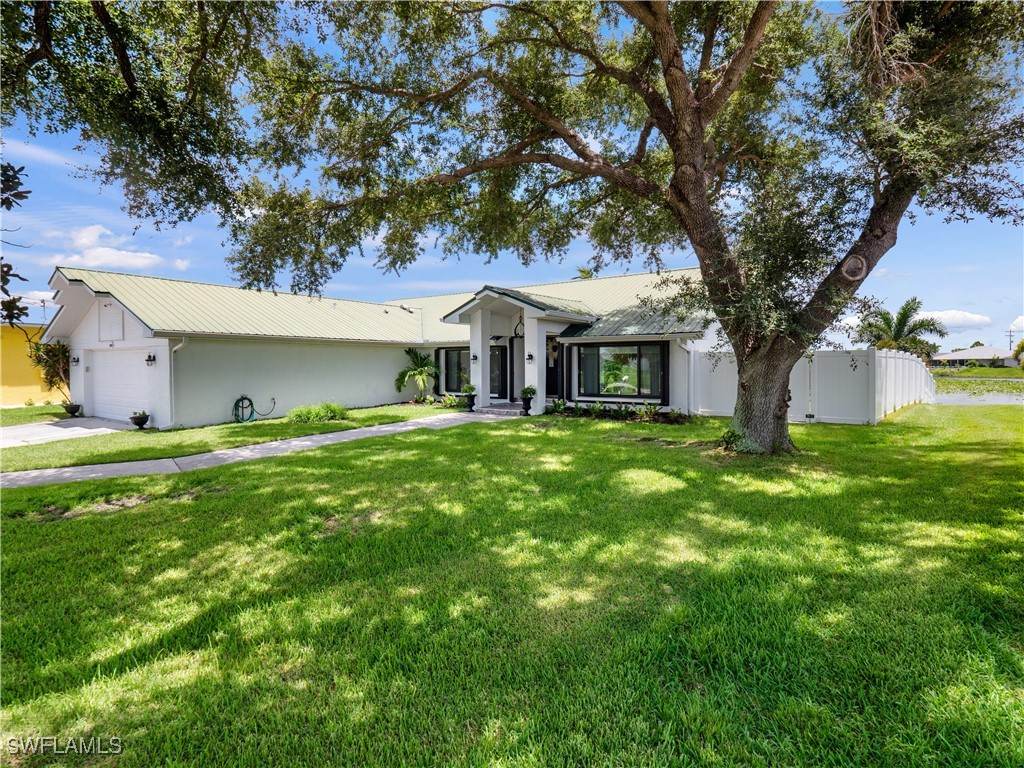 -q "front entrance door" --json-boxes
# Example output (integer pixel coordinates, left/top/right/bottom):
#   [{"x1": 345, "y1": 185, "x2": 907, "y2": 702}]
[
  {"x1": 490, "y1": 346, "x2": 508, "y2": 399},
  {"x1": 545, "y1": 336, "x2": 562, "y2": 398}
]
